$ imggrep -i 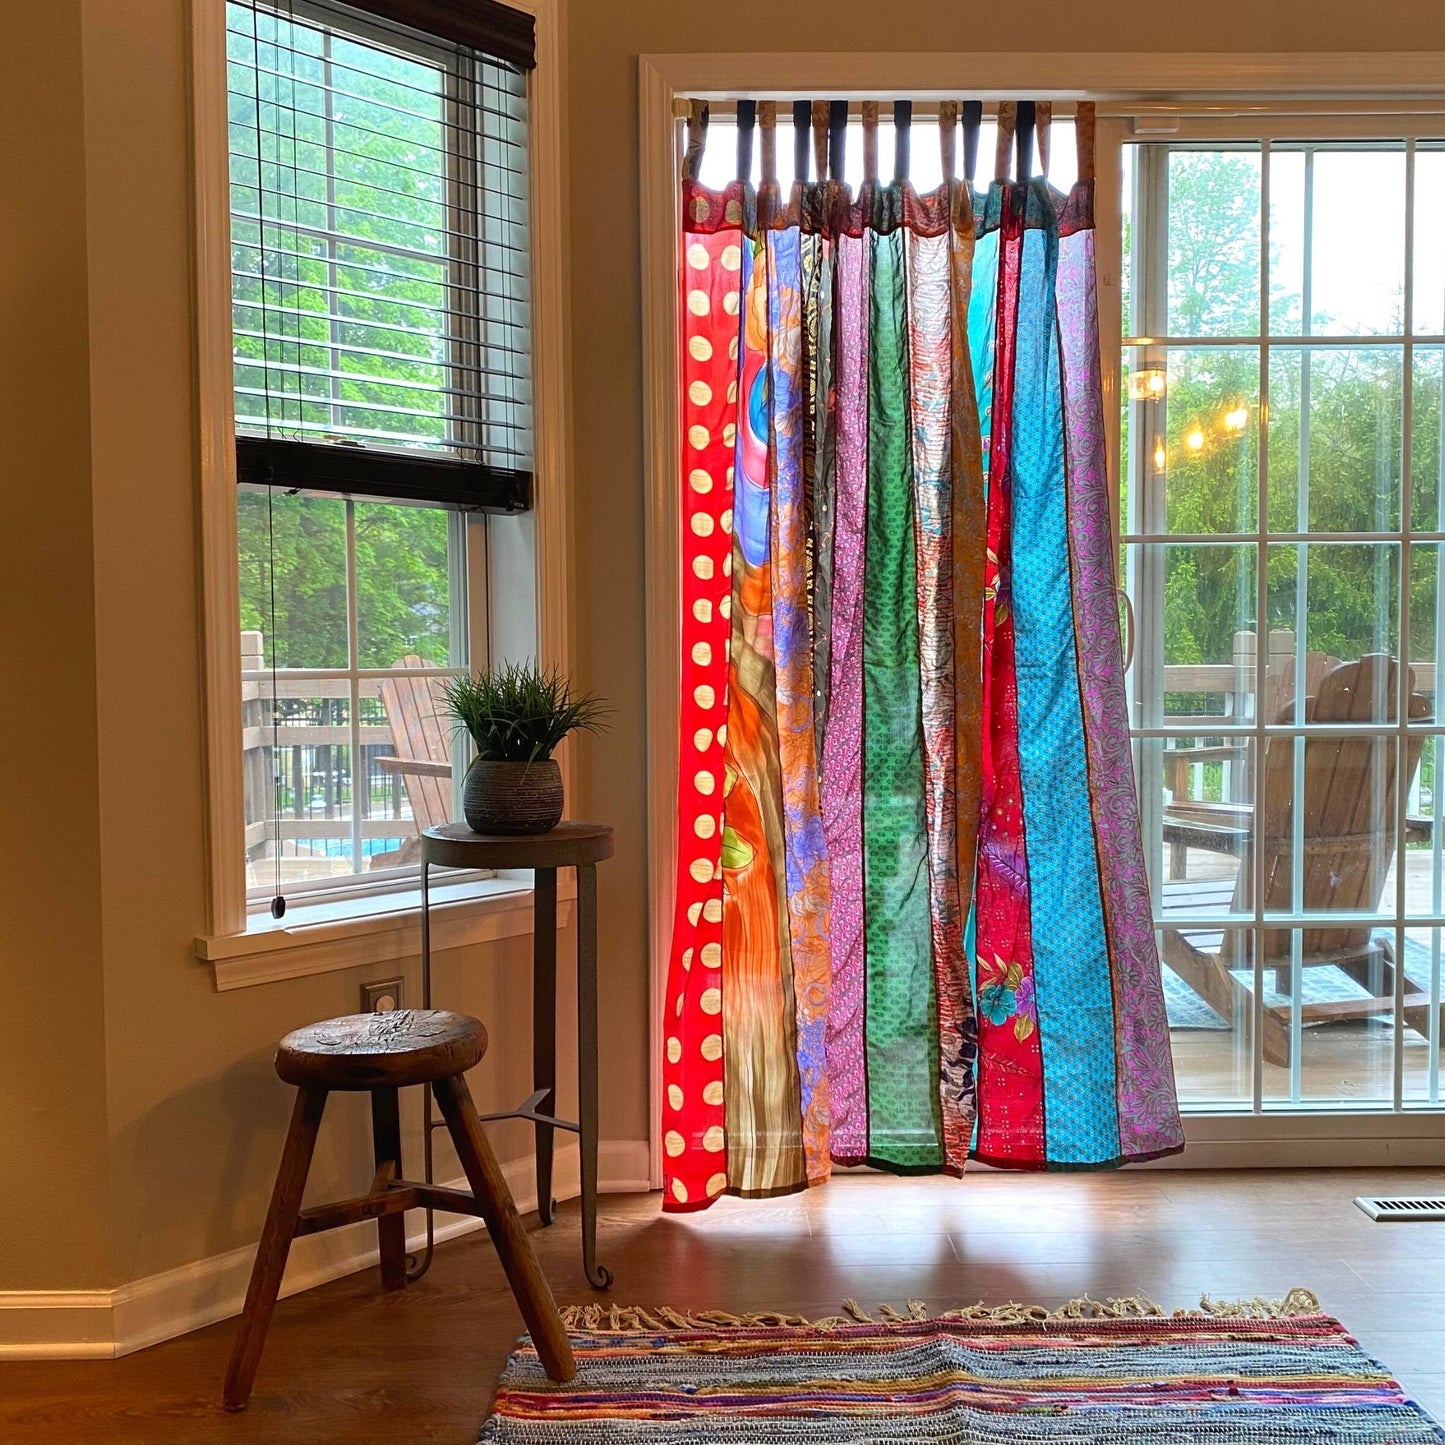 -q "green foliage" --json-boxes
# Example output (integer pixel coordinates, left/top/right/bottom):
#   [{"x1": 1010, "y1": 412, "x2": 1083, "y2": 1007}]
[
  {"x1": 1166, "y1": 150, "x2": 1262, "y2": 337},
  {"x1": 442, "y1": 663, "x2": 610, "y2": 764},
  {"x1": 237, "y1": 492, "x2": 452, "y2": 668},
  {"x1": 1146, "y1": 150, "x2": 1443, "y2": 693}
]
